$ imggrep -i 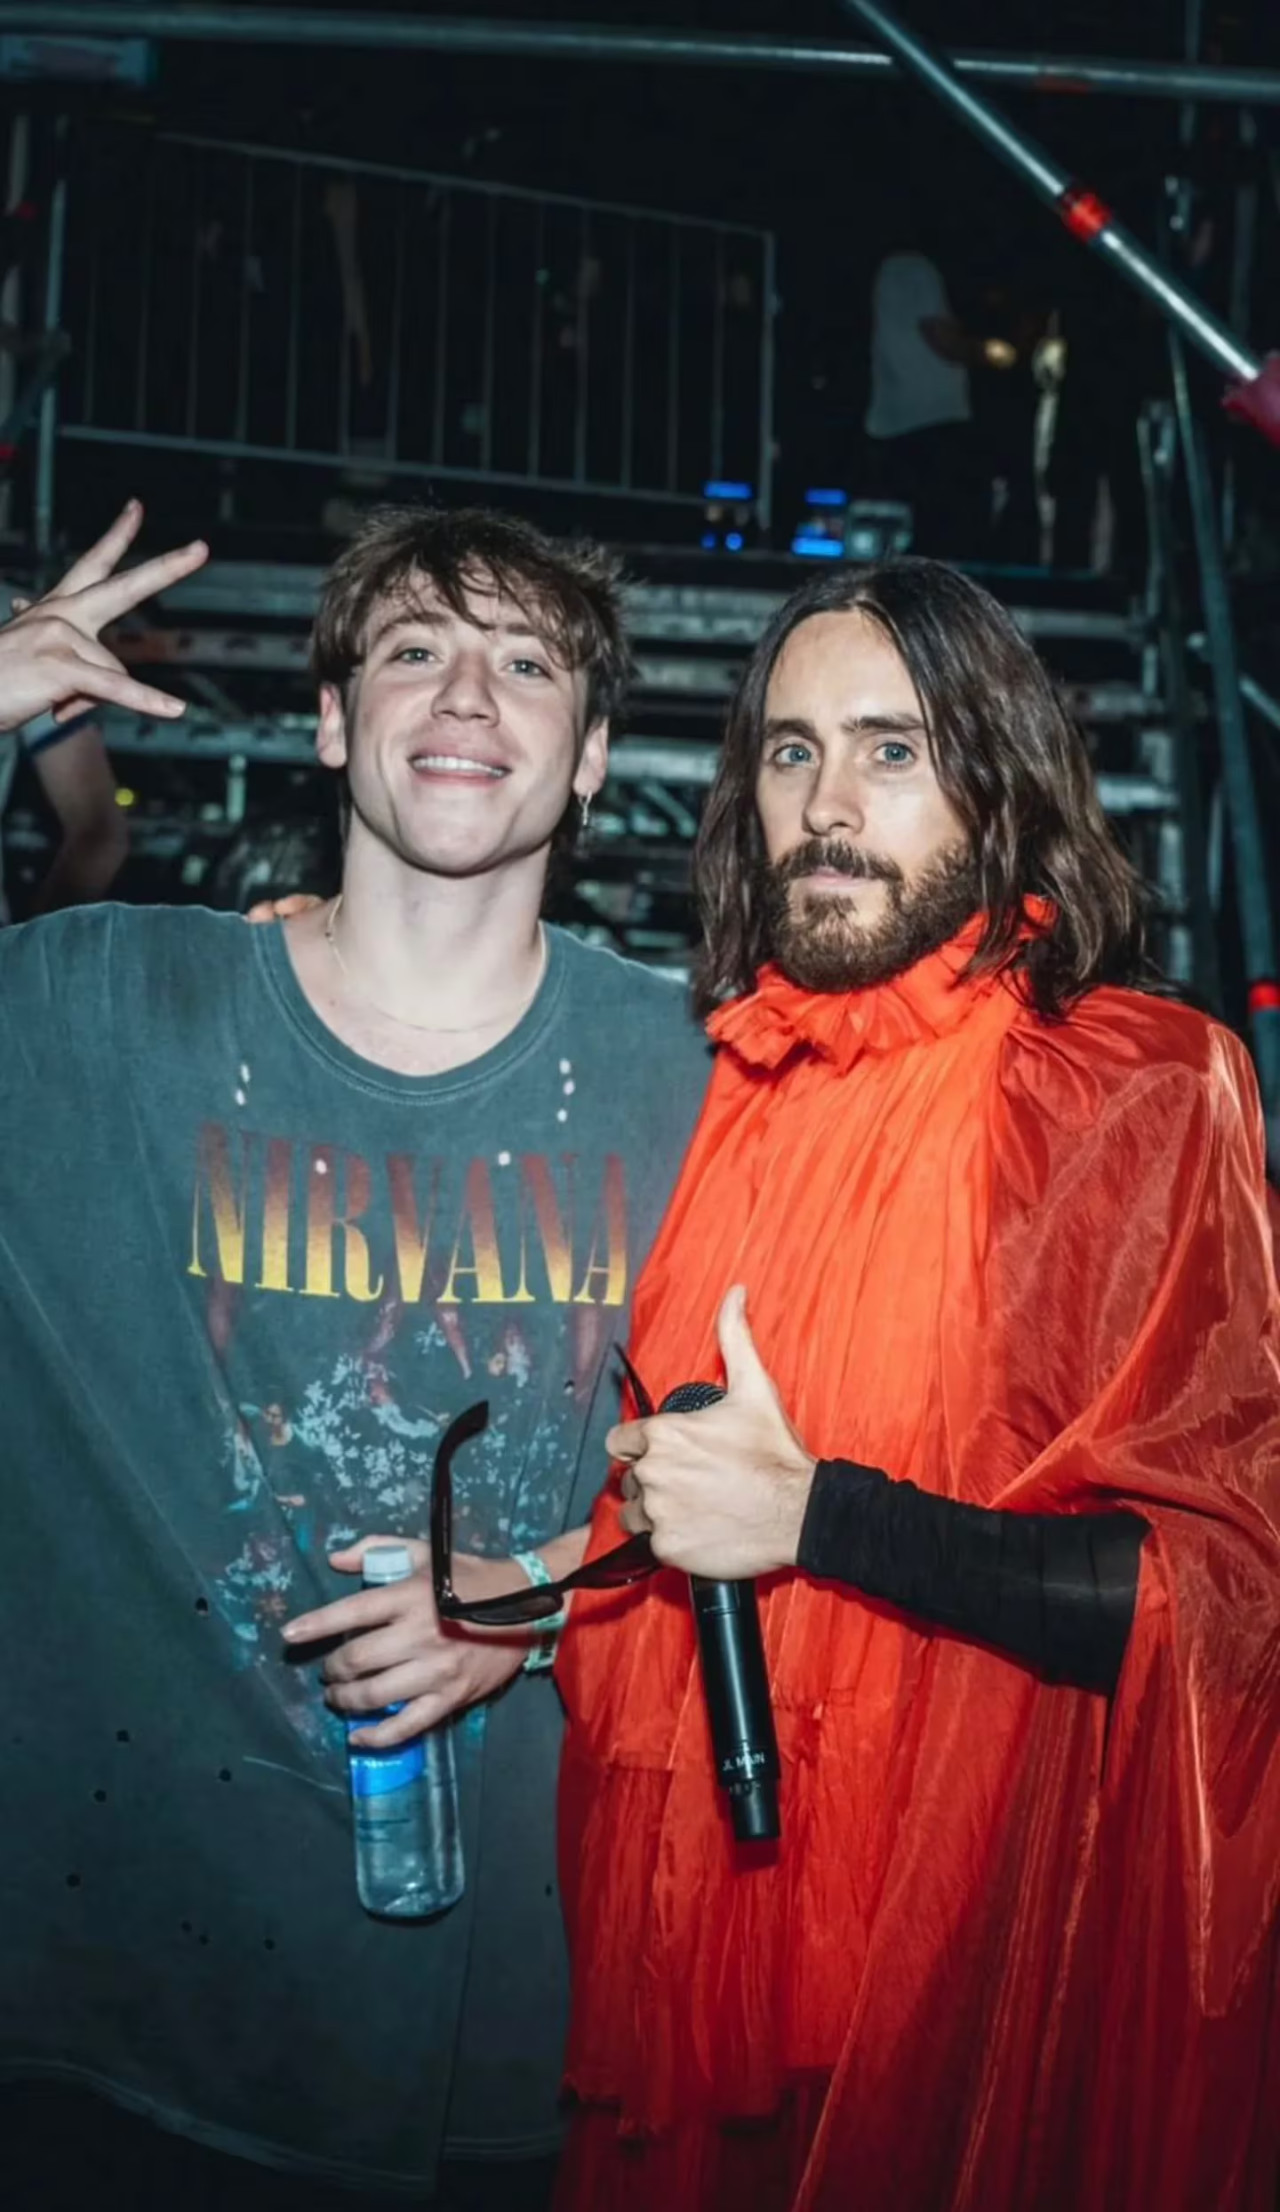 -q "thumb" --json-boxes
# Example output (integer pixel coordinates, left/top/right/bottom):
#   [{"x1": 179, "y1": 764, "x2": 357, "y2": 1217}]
[
  {"x1": 717, "y1": 1284, "x2": 776, "y2": 1403},
  {"x1": 328, "y1": 1533, "x2": 432, "y2": 1576}
]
